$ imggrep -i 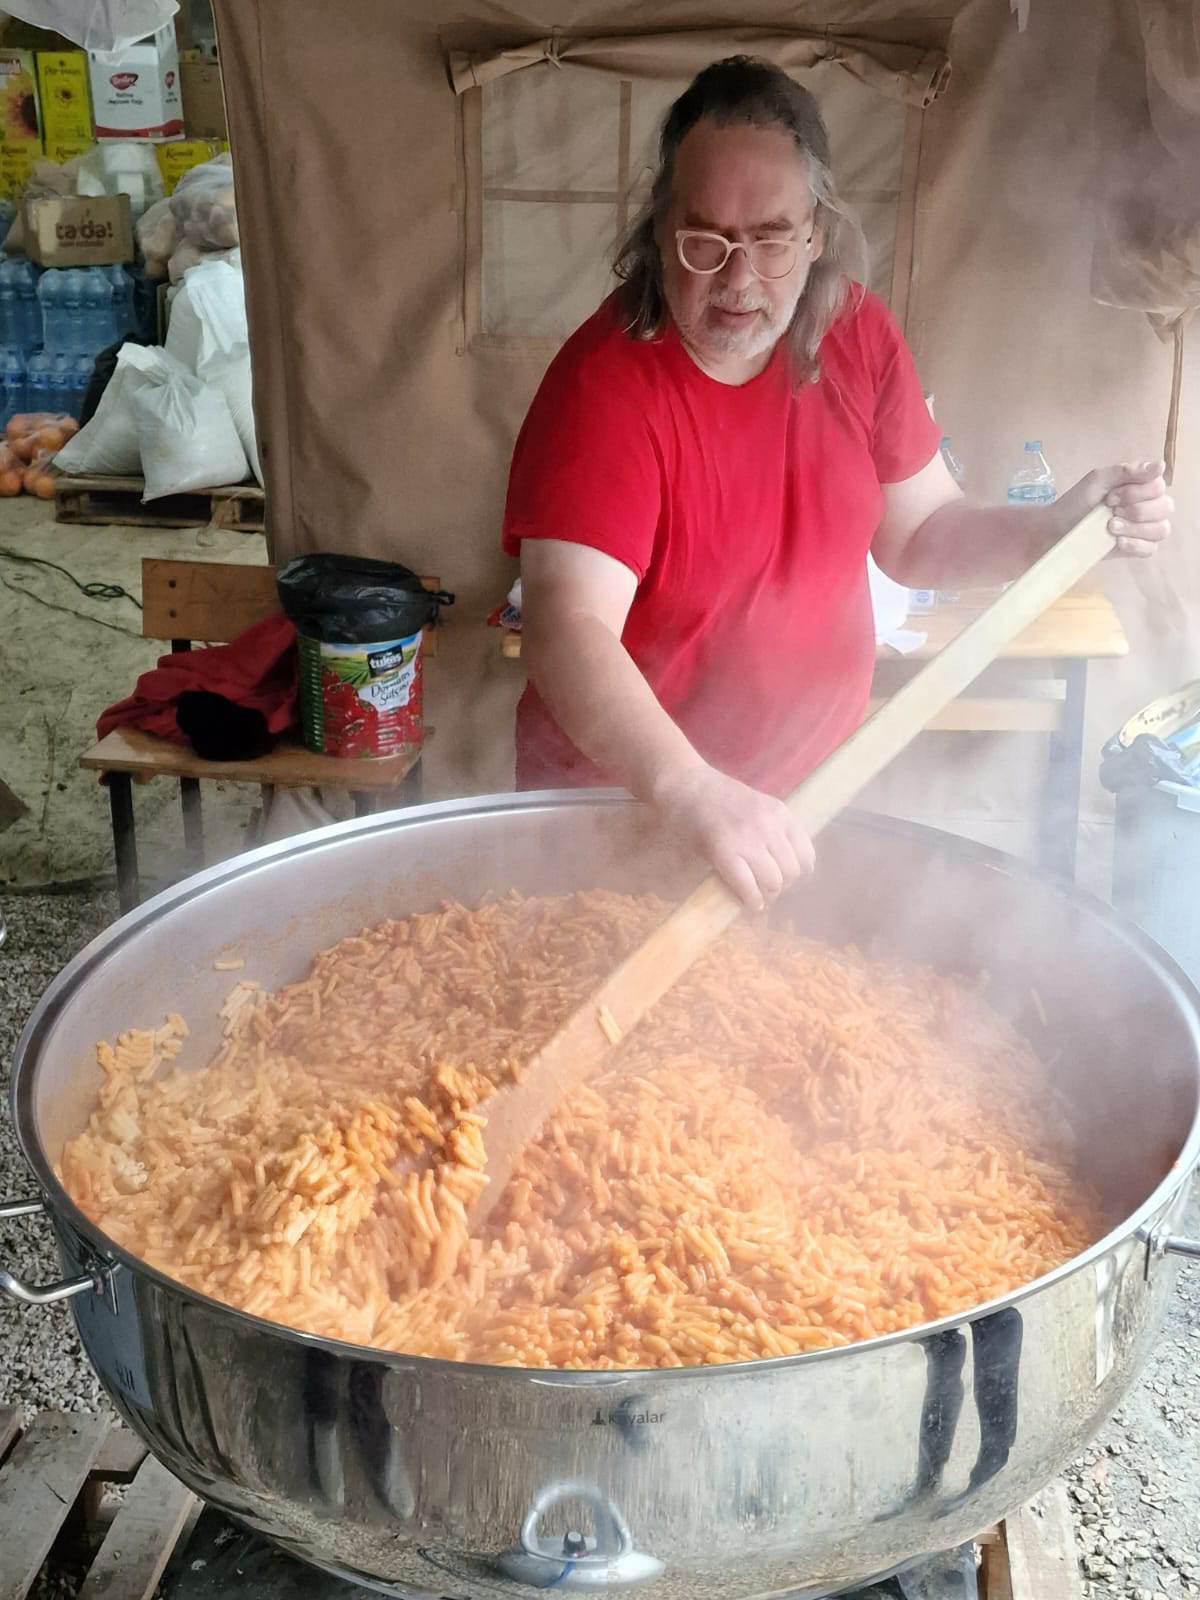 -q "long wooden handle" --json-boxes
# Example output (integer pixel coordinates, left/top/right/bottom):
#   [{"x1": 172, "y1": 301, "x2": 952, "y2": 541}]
[{"x1": 469, "y1": 506, "x2": 1113, "y2": 1226}]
